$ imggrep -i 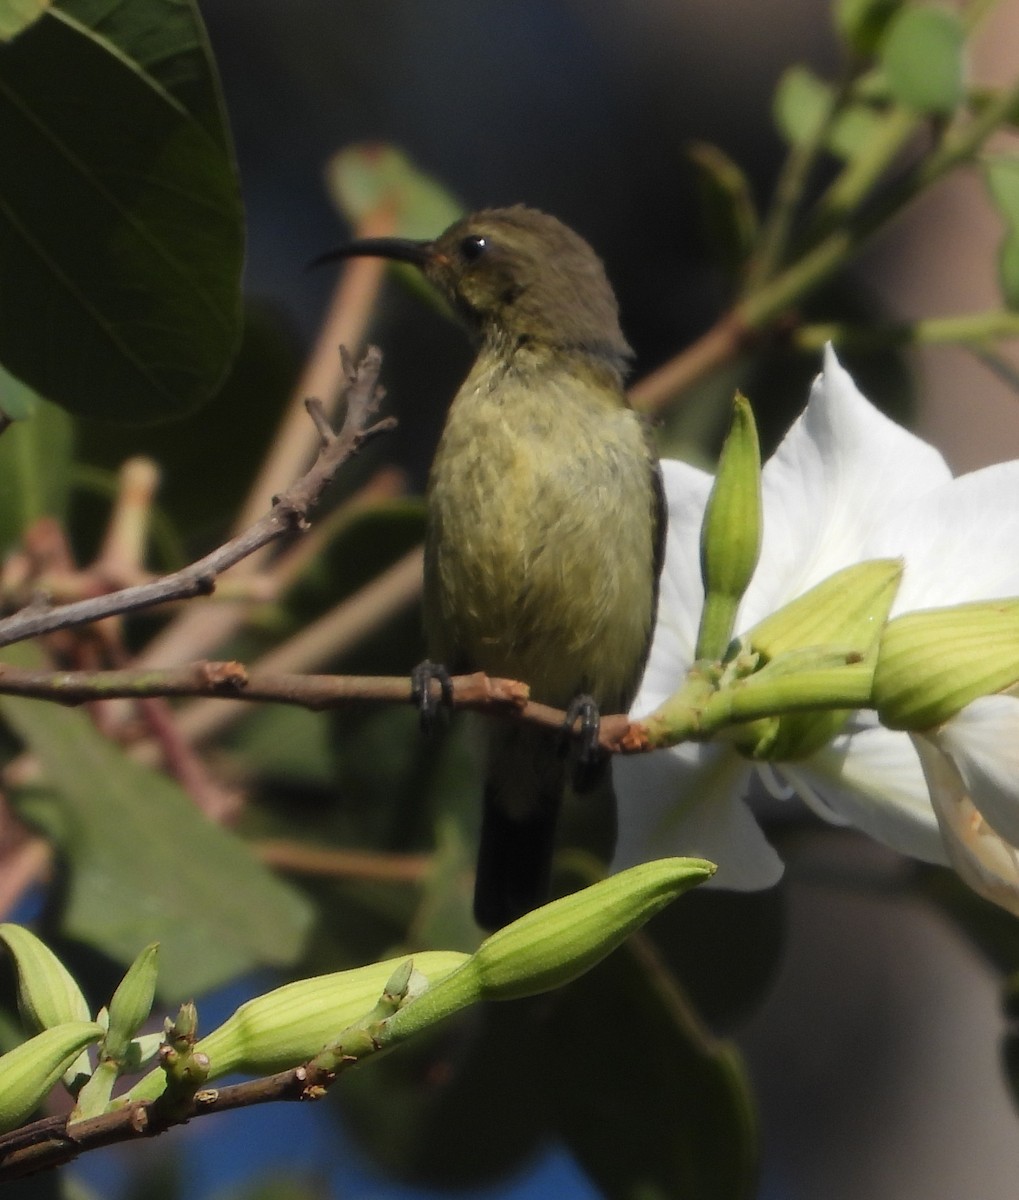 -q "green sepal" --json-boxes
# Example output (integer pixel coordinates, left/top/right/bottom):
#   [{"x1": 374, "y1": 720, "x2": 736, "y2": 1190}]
[
  {"x1": 705, "y1": 647, "x2": 876, "y2": 759},
  {"x1": 697, "y1": 393, "x2": 762, "y2": 660},
  {"x1": 875, "y1": 598, "x2": 1019, "y2": 729},
  {"x1": 744, "y1": 558, "x2": 902, "y2": 661},
  {"x1": 715, "y1": 559, "x2": 900, "y2": 759},
  {"x1": 0, "y1": 1021, "x2": 103, "y2": 1133},
  {"x1": 69, "y1": 1058, "x2": 118, "y2": 1122}
]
